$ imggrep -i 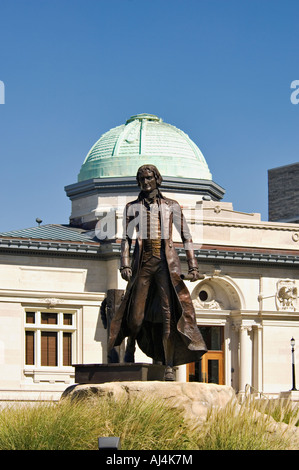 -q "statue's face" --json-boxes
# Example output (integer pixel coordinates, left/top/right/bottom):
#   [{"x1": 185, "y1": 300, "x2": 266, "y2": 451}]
[{"x1": 138, "y1": 169, "x2": 157, "y2": 193}]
